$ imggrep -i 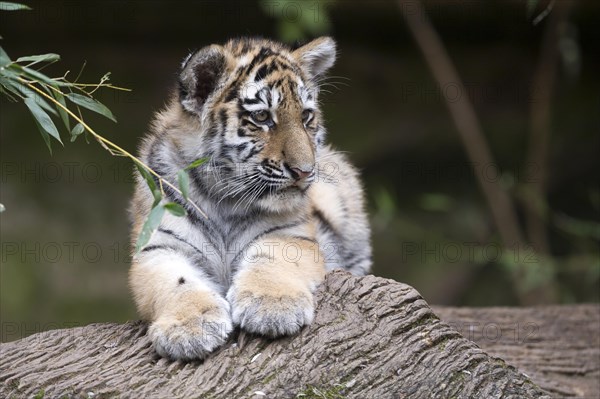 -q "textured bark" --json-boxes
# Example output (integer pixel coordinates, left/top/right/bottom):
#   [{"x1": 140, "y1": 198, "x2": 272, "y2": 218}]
[
  {"x1": 1, "y1": 271, "x2": 596, "y2": 398},
  {"x1": 433, "y1": 305, "x2": 600, "y2": 398}
]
